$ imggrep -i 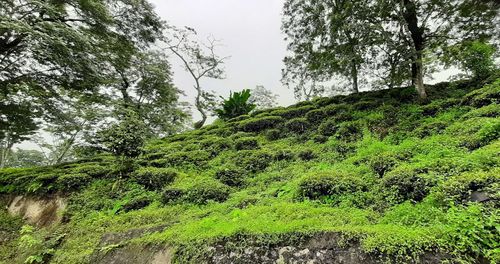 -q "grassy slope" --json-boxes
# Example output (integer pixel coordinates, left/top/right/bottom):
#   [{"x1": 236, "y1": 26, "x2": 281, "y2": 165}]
[{"x1": 1, "y1": 77, "x2": 499, "y2": 263}]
